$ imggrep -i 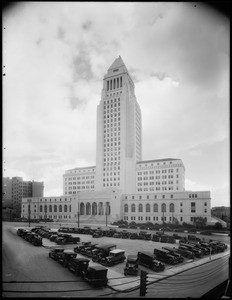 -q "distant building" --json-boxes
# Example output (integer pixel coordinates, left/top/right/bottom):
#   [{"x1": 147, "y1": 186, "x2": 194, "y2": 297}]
[
  {"x1": 3, "y1": 176, "x2": 44, "y2": 218},
  {"x1": 22, "y1": 57, "x2": 213, "y2": 225}
]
